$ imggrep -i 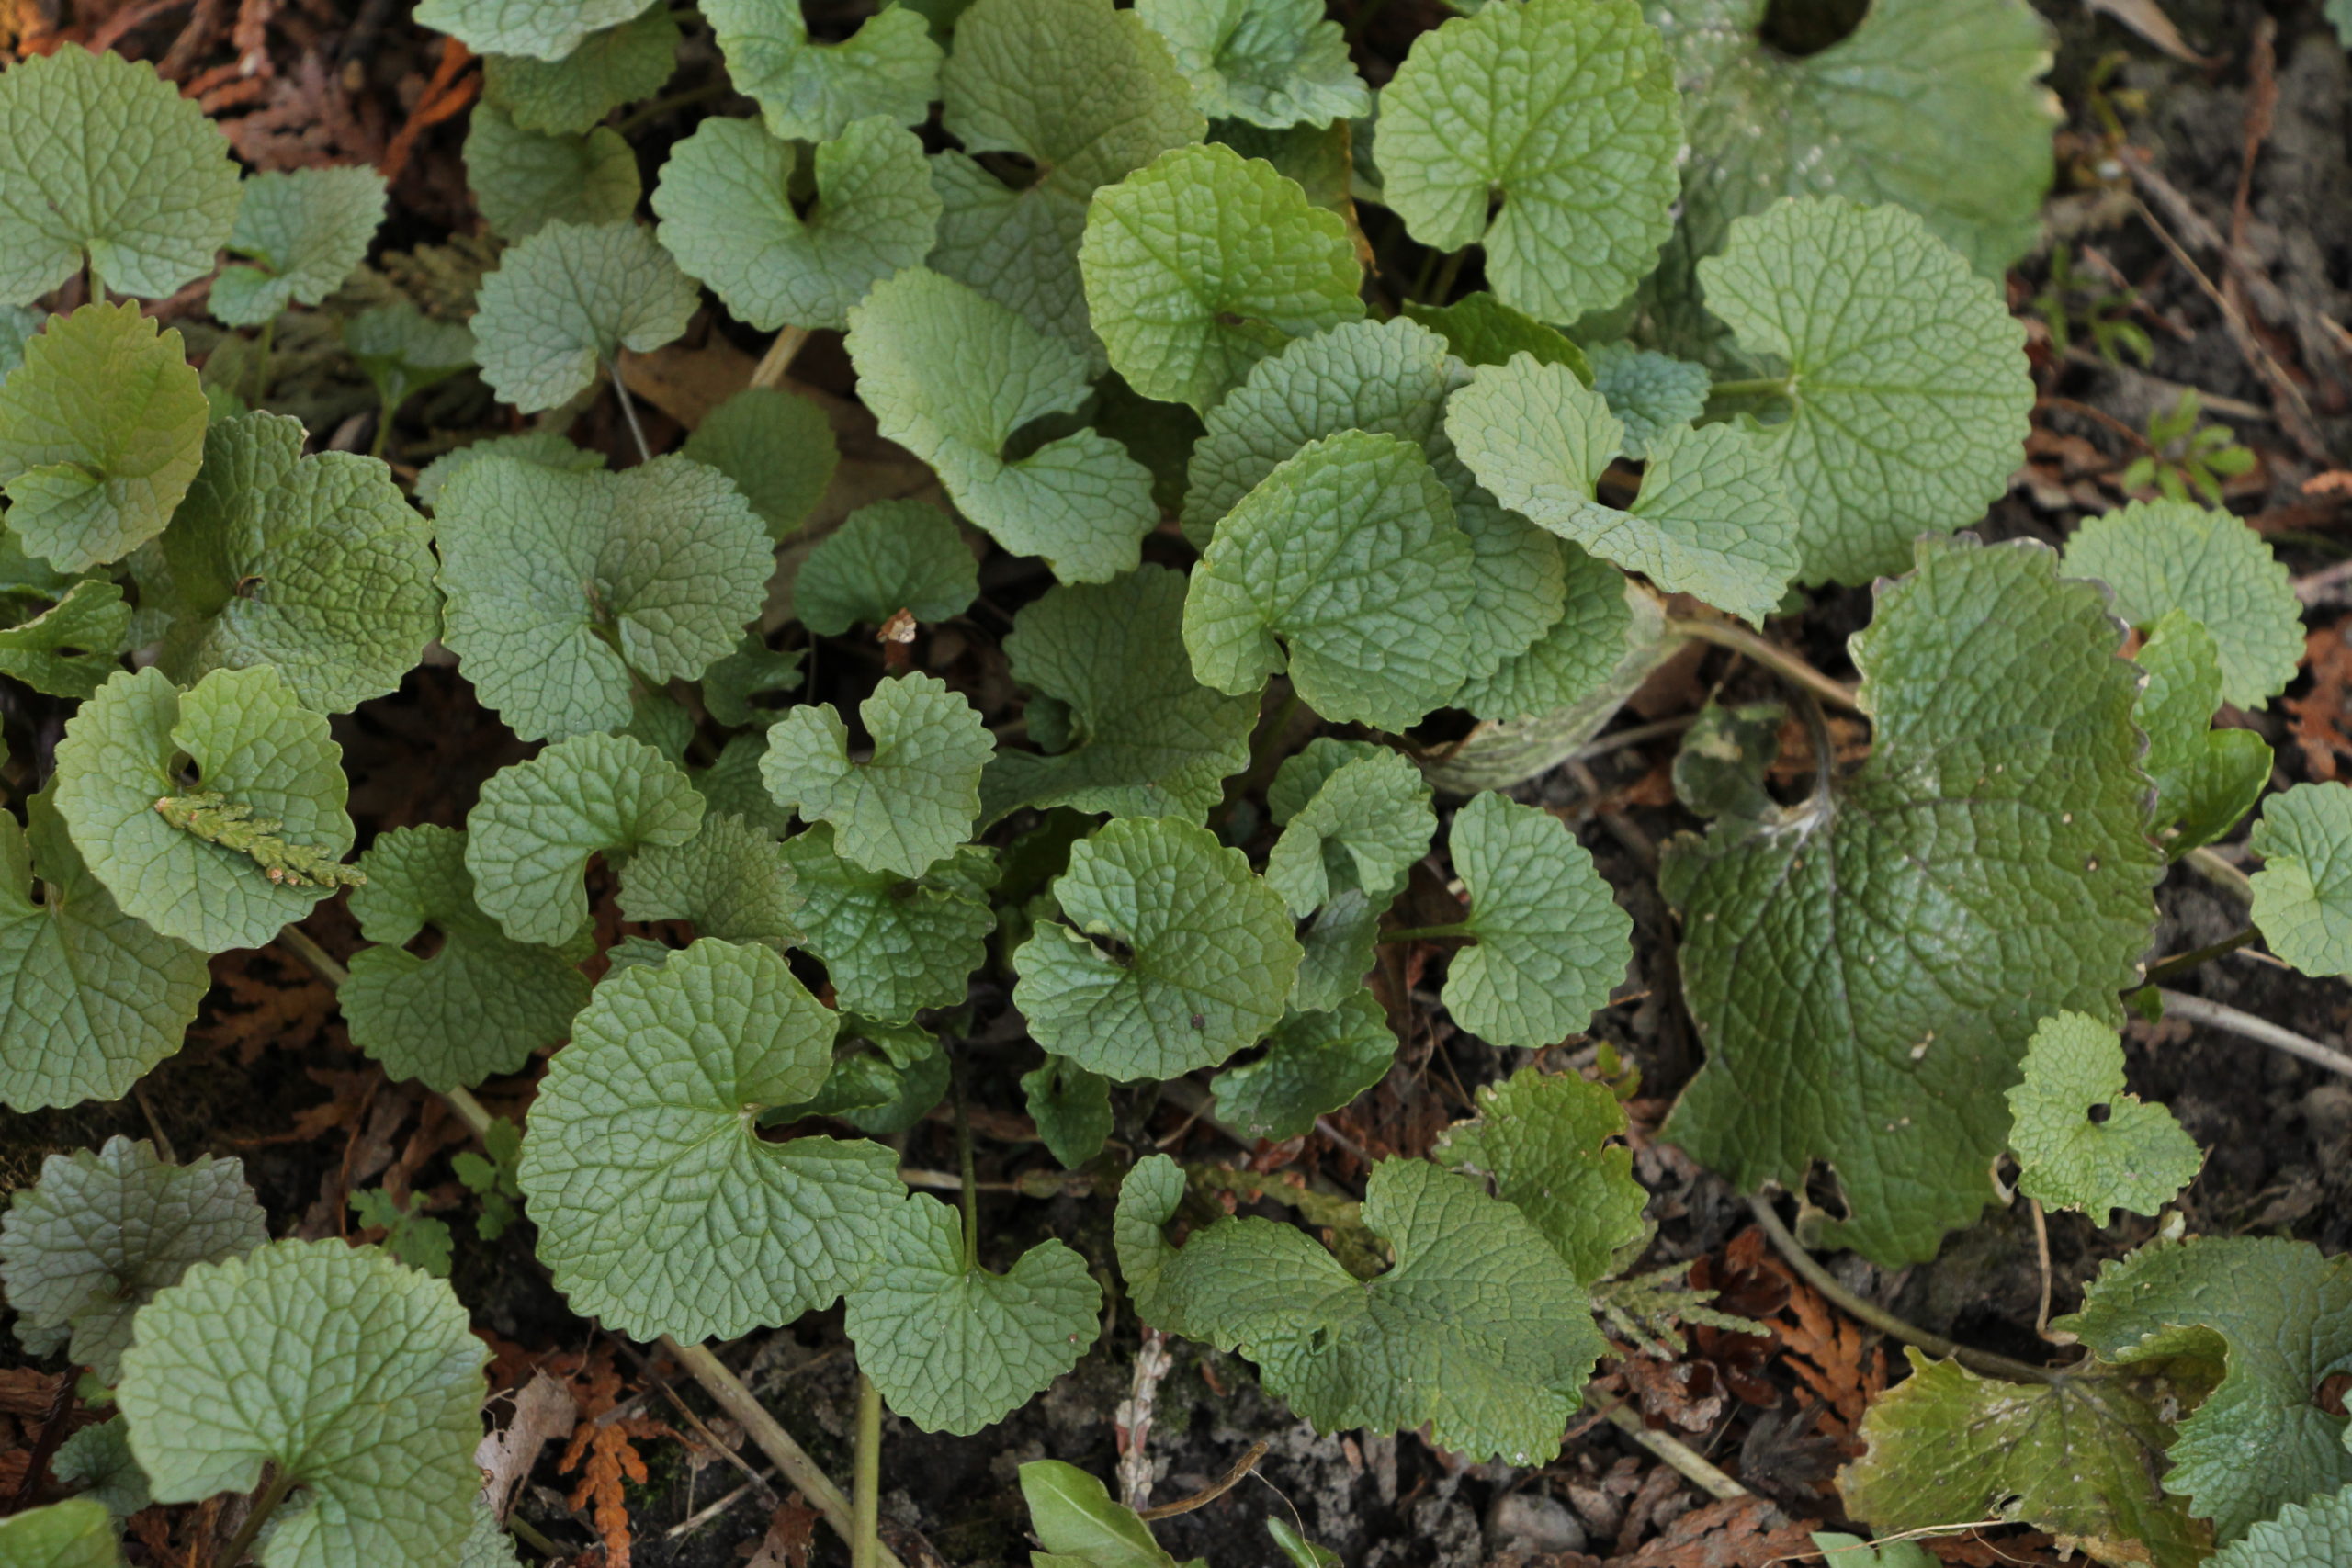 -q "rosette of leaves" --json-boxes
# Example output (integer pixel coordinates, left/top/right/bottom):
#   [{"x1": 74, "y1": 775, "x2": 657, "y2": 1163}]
[
  {"x1": 1116, "y1": 1153, "x2": 1605, "y2": 1464},
  {"x1": 152, "y1": 412, "x2": 439, "y2": 713},
  {"x1": 1014, "y1": 816, "x2": 1301, "y2": 1081},
  {"x1": 0, "y1": 1136, "x2": 266, "y2": 1379},
  {"x1": 434, "y1": 454, "x2": 772, "y2": 741},
  {"x1": 0, "y1": 302, "x2": 209, "y2": 574},
  {"x1": 343, "y1": 826, "x2": 594, "y2": 1092},
  {"x1": 52, "y1": 666, "x2": 357, "y2": 953},
  {"x1": 118, "y1": 1239, "x2": 489, "y2": 1568},
  {"x1": 930, "y1": 0, "x2": 1204, "y2": 367},
  {"x1": 517, "y1": 940, "x2": 908, "y2": 1342},
  {"x1": 1662, "y1": 537, "x2": 2161, "y2": 1263},
  {"x1": 0, "y1": 46, "x2": 243, "y2": 304},
  {"x1": 845, "y1": 266, "x2": 1157, "y2": 583}
]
